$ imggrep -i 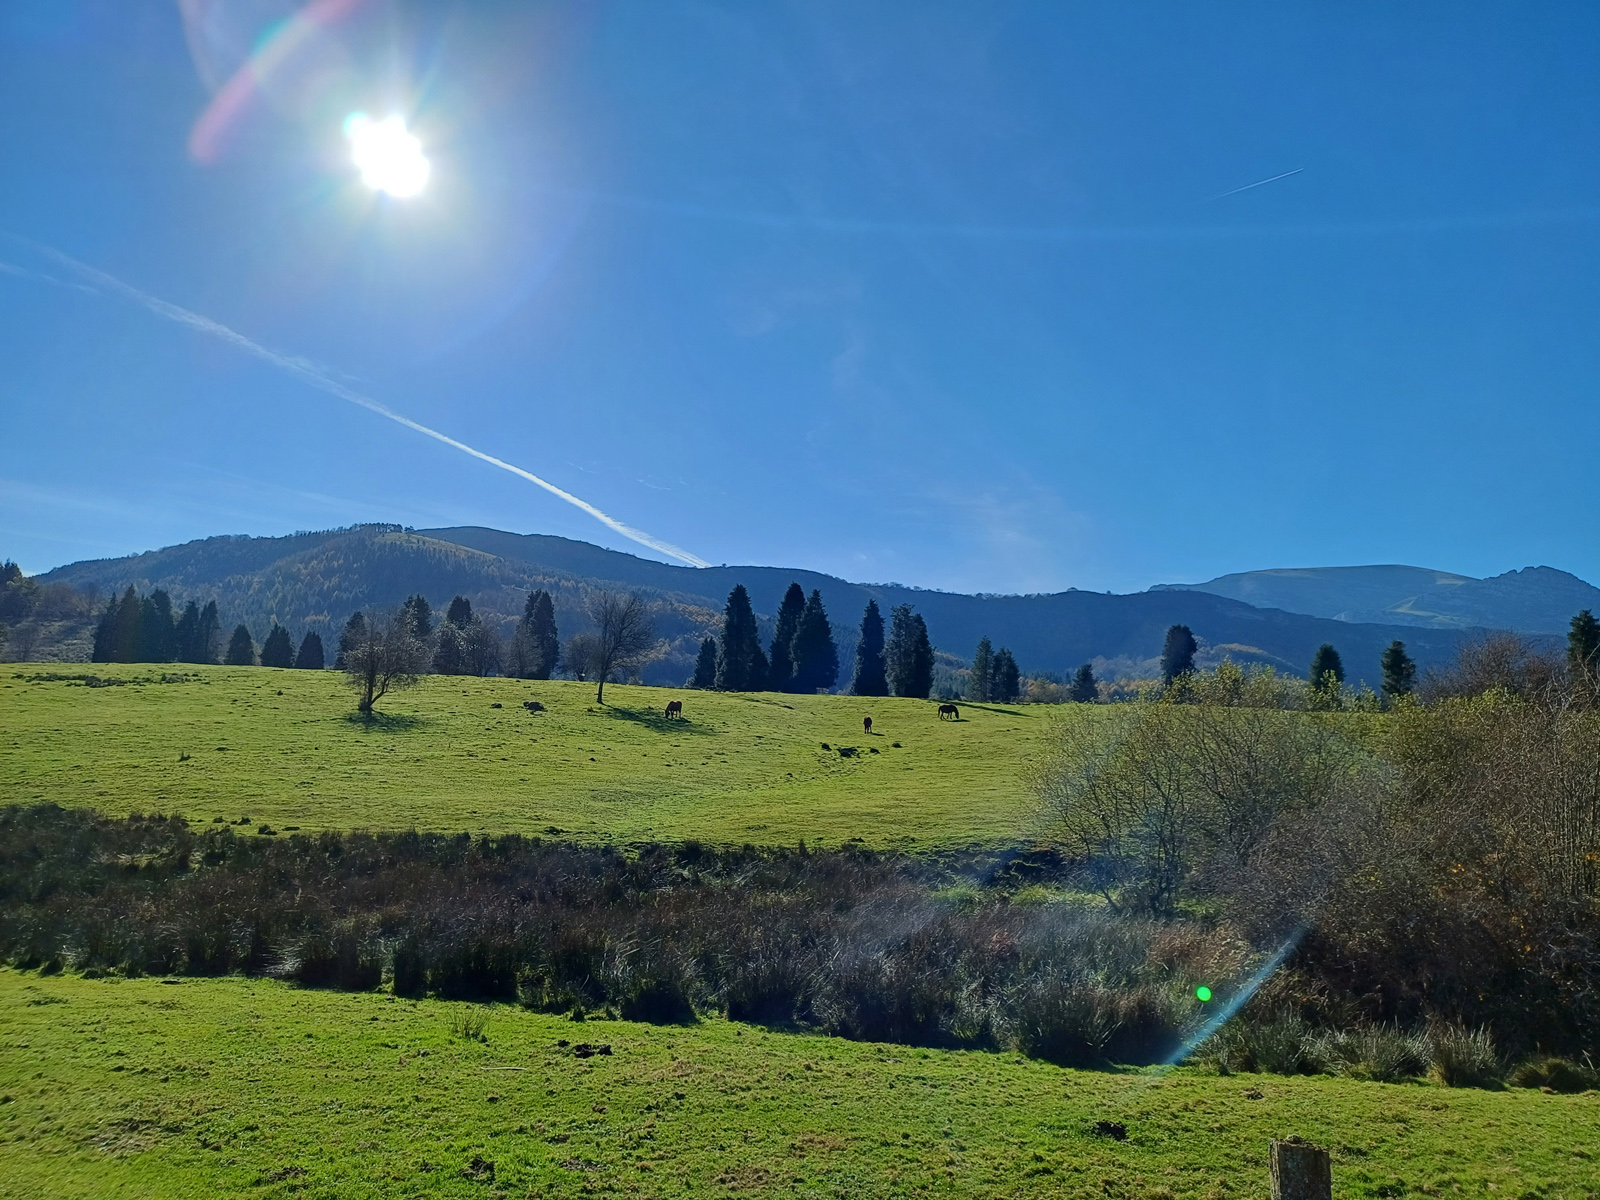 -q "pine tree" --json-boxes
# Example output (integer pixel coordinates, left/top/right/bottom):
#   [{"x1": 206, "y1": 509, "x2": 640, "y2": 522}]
[
  {"x1": 1070, "y1": 663, "x2": 1098, "y2": 703},
  {"x1": 768, "y1": 583, "x2": 807, "y2": 692},
  {"x1": 91, "y1": 594, "x2": 119, "y2": 663},
  {"x1": 1310, "y1": 643, "x2": 1344, "y2": 688},
  {"x1": 195, "y1": 601, "x2": 221, "y2": 664},
  {"x1": 433, "y1": 623, "x2": 464, "y2": 674},
  {"x1": 445, "y1": 595, "x2": 472, "y2": 628},
  {"x1": 141, "y1": 589, "x2": 176, "y2": 662},
  {"x1": 1380, "y1": 640, "x2": 1415, "y2": 699},
  {"x1": 1568, "y1": 610, "x2": 1600, "y2": 702},
  {"x1": 850, "y1": 600, "x2": 888, "y2": 696},
  {"x1": 714, "y1": 585, "x2": 767, "y2": 691},
  {"x1": 907, "y1": 613, "x2": 935, "y2": 700},
  {"x1": 791, "y1": 589, "x2": 839, "y2": 693},
  {"x1": 224, "y1": 624, "x2": 256, "y2": 666},
  {"x1": 992, "y1": 648, "x2": 1021, "y2": 702},
  {"x1": 969, "y1": 637, "x2": 994, "y2": 703},
  {"x1": 259, "y1": 624, "x2": 295, "y2": 668},
  {"x1": 689, "y1": 636, "x2": 718, "y2": 688},
  {"x1": 336, "y1": 612, "x2": 366, "y2": 670},
  {"x1": 401, "y1": 594, "x2": 434, "y2": 642},
  {"x1": 173, "y1": 601, "x2": 199, "y2": 662},
  {"x1": 525, "y1": 589, "x2": 559, "y2": 679},
  {"x1": 887, "y1": 606, "x2": 934, "y2": 699},
  {"x1": 112, "y1": 586, "x2": 142, "y2": 664},
  {"x1": 1160, "y1": 624, "x2": 1197, "y2": 684},
  {"x1": 295, "y1": 630, "x2": 325, "y2": 670}
]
